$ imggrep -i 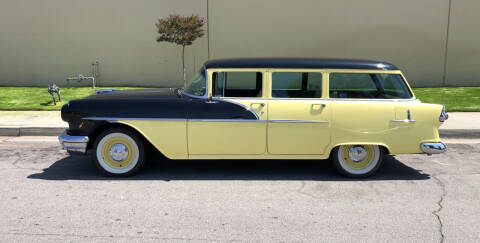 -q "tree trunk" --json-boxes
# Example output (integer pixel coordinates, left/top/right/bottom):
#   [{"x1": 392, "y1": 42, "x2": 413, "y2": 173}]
[{"x1": 182, "y1": 45, "x2": 186, "y2": 88}]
